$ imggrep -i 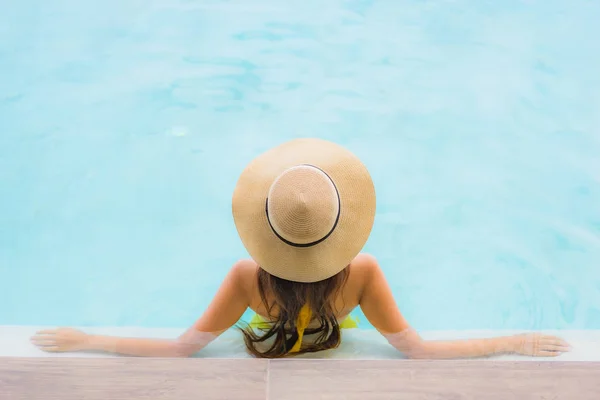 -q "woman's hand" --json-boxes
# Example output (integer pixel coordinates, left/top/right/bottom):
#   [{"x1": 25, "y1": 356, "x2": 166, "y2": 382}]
[
  {"x1": 31, "y1": 328, "x2": 90, "y2": 353},
  {"x1": 511, "y1": 333, "x2": 571, "y2": 357}
]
